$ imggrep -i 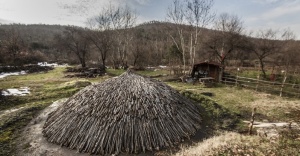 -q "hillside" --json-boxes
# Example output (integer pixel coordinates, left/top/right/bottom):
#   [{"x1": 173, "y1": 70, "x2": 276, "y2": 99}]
[
  {"x1": 0, "y1": 22, "x2": 299, "y2": 70},
  {"x1": 0, "y1": 24, "x2": 66, "y2": 44}
]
